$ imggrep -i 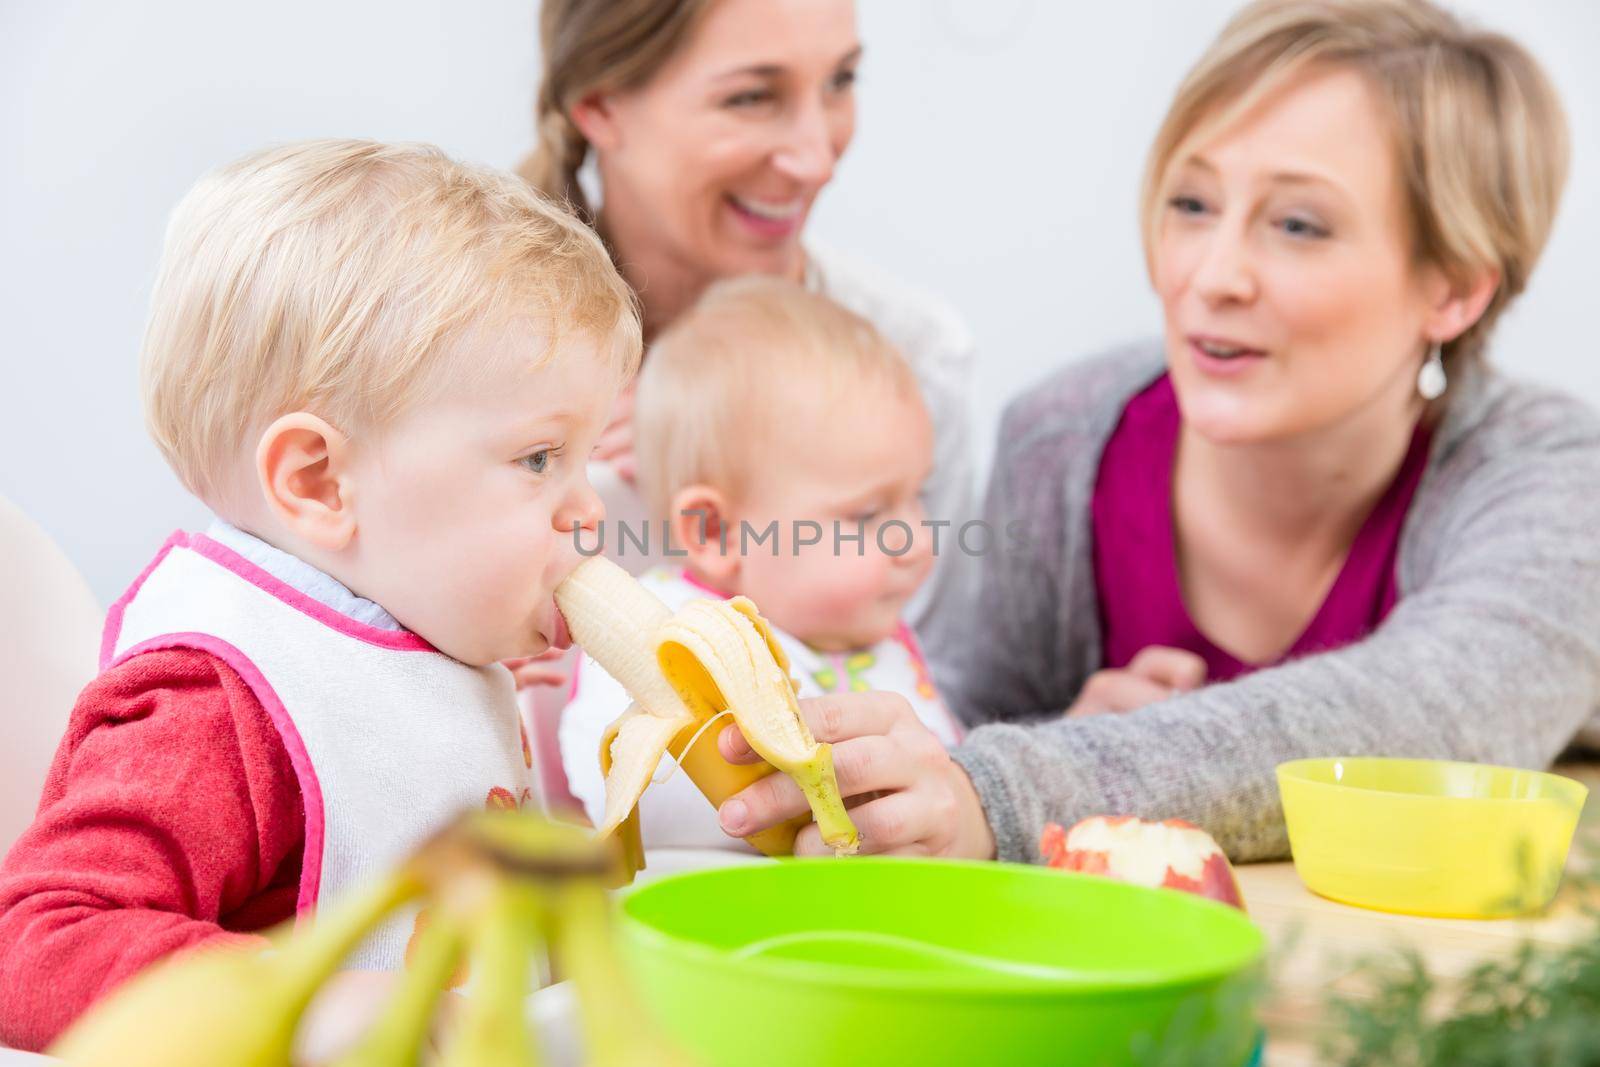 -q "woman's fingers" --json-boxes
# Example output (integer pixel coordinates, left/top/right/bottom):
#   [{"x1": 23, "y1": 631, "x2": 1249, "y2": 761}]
[
  {"x1": 717, "y1": 720, "x2": 759, "y2": 764},
  {"x1": 719, "y1": 770, "x2": 807, "y2": 837},
  {"x1": 505, "y1": 647, "x2": 565, "y2": 665},
  {"x1": 593, "y1": 416, "x2": 636, "y2": 483},
  {"x1": 1066, "y1": 646, "x2": 1208, "y2": 716},
  {"x1": 708, "y1": 691, "x2": 991, "y2": 860},
  {"x1": 611, "y1": 382, "x2": 635, "y2": 422},
  {"x1": 720, "y1": 700, "x2": 934, "y2": 844},
  {"x1": 718, "y1": 691, "x2": 913, "y2": 764},
  {"x1": 508, "y1": 663, "x2": 569, "y2": 689},
  {"x1": 728, "y1": 776, "x2": 936, "y2": 855},
  {"x1": 798, "y1": 792, "x2": 940, "y2": 856},
  {"x1": 592, "y1": 423, "x2": 633, "y2": 462},
  {"x1": 611, "y1": 451, "x2": 637, "y2": 486},
  {"x1": 1068, "y1": 670, "x2": 1174, "y2": 716},
  {"x1": 593, "y1": 386, "x2": 636, "y2": 461},
  {"x1": 794, "y1": 825, "x2": 933, "y2": 858},
  {"x1": 502, "y1": 648, "x2": 569, "y2": 690},
  {"x1": 718, "y1": 736, "x2": 913, "y2": 836},
  {"x1": 1126, "y1": 646, "x2": 1207, "y2": 692}
]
